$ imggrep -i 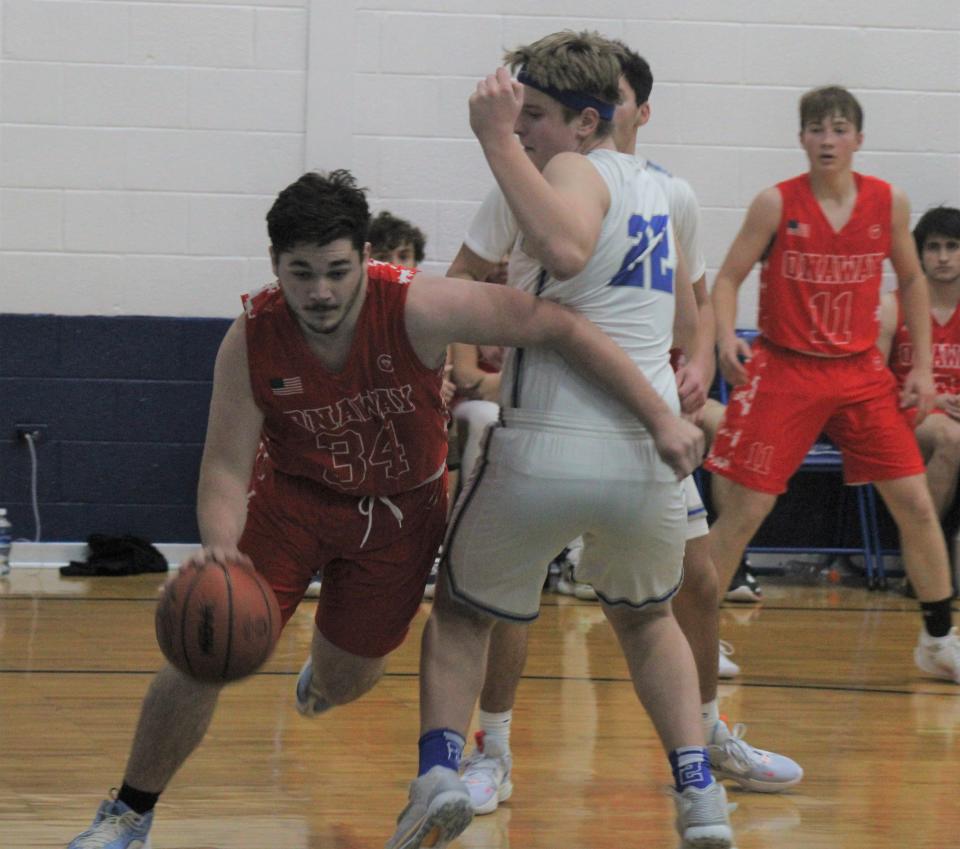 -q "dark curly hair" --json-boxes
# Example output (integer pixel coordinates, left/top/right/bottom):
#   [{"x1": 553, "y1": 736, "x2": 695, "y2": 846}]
[
  {"x1": 266, "y1": 170, "x2": 369, "y2": 257},
  {"x1": 368, "y1": 211, "x2": 427, "y2": 265}
]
